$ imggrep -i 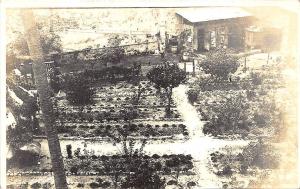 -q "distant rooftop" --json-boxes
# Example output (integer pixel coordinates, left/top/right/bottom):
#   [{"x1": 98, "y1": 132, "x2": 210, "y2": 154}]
[{"x1": 176, "y1": 7, "x2": 252, "y2": 23}]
